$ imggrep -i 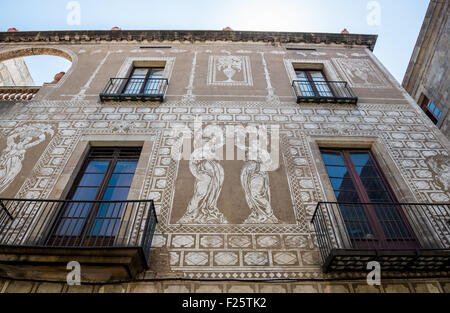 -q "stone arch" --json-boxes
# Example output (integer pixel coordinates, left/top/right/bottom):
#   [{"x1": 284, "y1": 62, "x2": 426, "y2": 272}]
[{"x1": 0, "y1": 46, "x2": 77, "y2": 87}]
